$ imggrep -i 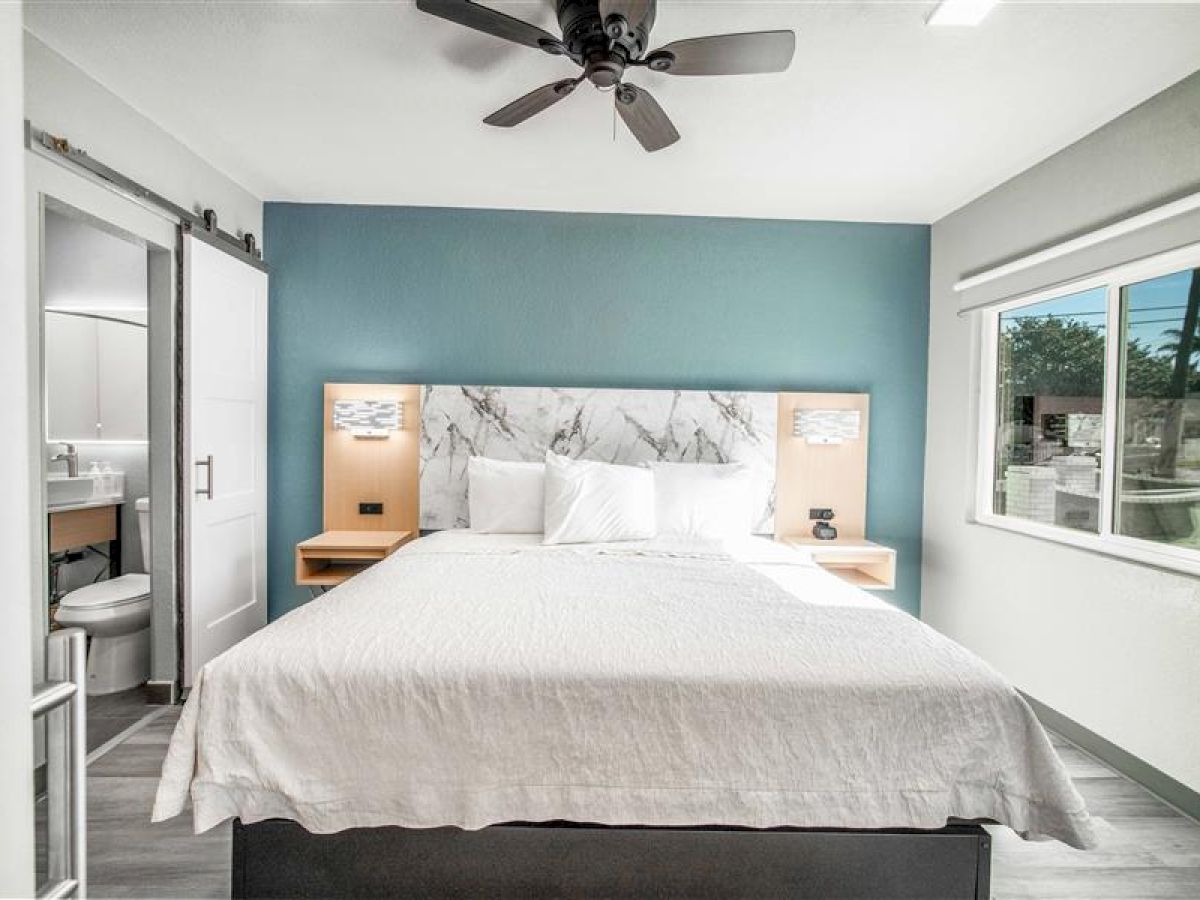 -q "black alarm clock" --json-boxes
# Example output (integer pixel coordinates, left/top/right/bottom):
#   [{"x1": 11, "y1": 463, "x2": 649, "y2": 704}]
[
  {"x1": 810, "y1": 507, "x2": 838, "y2": 540},
  {"x1": 812, "y1": 521, "x2": 838, "y2": 540}
]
